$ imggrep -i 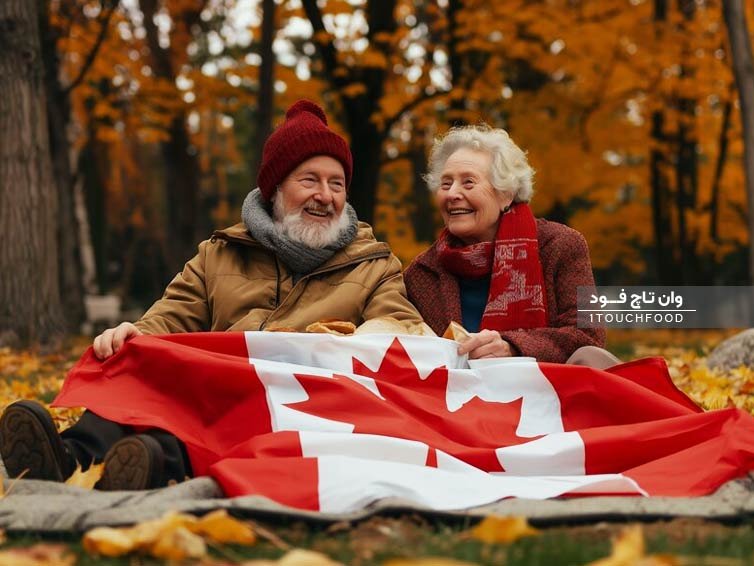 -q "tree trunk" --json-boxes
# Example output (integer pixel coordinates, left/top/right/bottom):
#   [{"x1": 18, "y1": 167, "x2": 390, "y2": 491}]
[
  {"x1": 140, "y1": 0, "x2": 203, "y2": 276},
  {"x1": 161, "y1": 115, "x2": 202, "y2": 274},
  {"x1": 709, "y1": 87, "x2": 733, "y2": 243},
  {"x1": 343, "y1": 0, "x2": 397, "y2": 225},
  {"x1": 408, "y1": 135, "x2": 437, "y2": 243},
  {"x1": 348, "y1": 120, "x2": 384, "y2": 225},
  {"x1": 650, "y1": 0, "x2": 675, "y2": 284},
  {"x1": 74, "y1": 168, "x2": 98, "y2": 295},
  {"x1": 650, "y1": 112, "x2": 674, "y2": 282},
  {"x1": 674, "y1": 118, "x2": 693, "y2": 282},
  {"x1": 251, "y1": 0, "x2": 275, "y2": 180},
  {"x1": 80, "y1": 115, "x2": 111, "y2": 293},
  {"x1": 0, "y1": 0, "x2": 65, "y2": 346},
  {"x1": 38, "y1": 0, "x2": 85, "y2": 328},
  {"x1": 670, "y1": 0, "x2": 698, "y2": 282},
  {"x1": 302, "y1": 0, "x2": 396, "y2": 225},
  {"x1": 446, "y1": 0, "x2": 467, "y2": 126},
  {"x1": 723, "y1": 0, "x2": 754, "y2": 283}
]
